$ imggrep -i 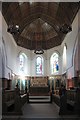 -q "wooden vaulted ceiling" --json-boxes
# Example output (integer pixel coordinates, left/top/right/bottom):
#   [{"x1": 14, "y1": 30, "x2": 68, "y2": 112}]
[{"x1": 2, "y1": 2, "x2": 79, "y2": 50}]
